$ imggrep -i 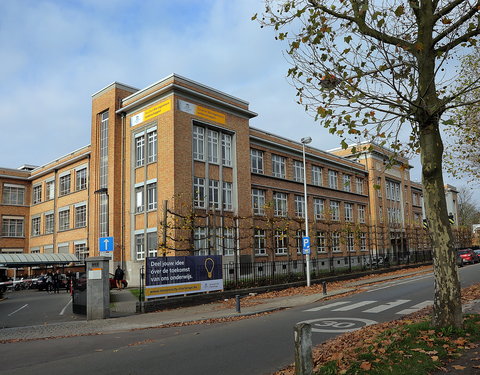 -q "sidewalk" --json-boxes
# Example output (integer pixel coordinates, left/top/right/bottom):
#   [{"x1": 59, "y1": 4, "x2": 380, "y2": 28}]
[{"x1": 0, "y1": 268, "x2": 434, "y2": 342}]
